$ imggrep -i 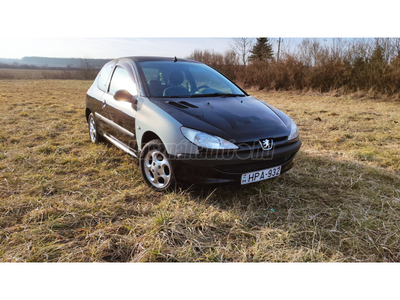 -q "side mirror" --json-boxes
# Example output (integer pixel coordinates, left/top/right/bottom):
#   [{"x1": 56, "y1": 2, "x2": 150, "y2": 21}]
[
  {"x1": 114, "y1": 89, "x2": 135, "y2": 102},
  {"x1": 114, "y1": 90, "x2": 138, "y2": 109}
]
